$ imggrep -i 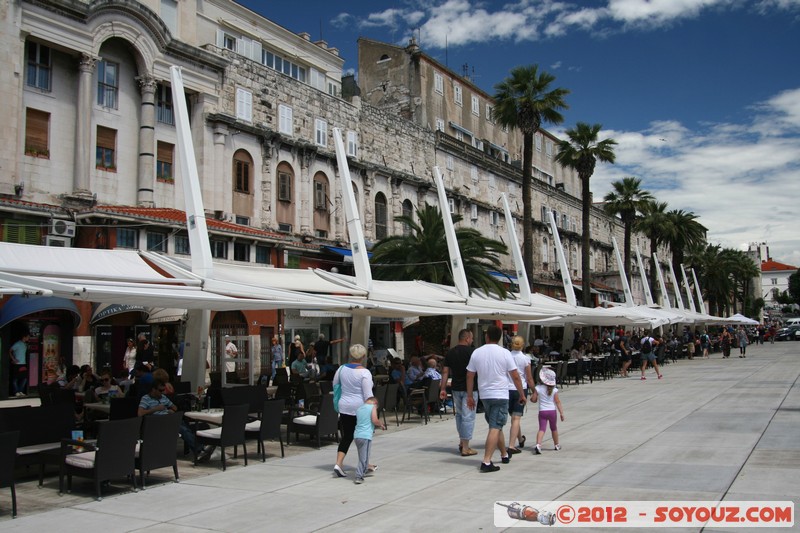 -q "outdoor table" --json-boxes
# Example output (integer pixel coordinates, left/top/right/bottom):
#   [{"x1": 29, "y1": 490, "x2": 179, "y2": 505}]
[
  {"x1": 184, "y1": 408, "x2": 224, "y2": 425},
  {"x1": 82, "y1": 402, "x2": 110, "y2": 415}
]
